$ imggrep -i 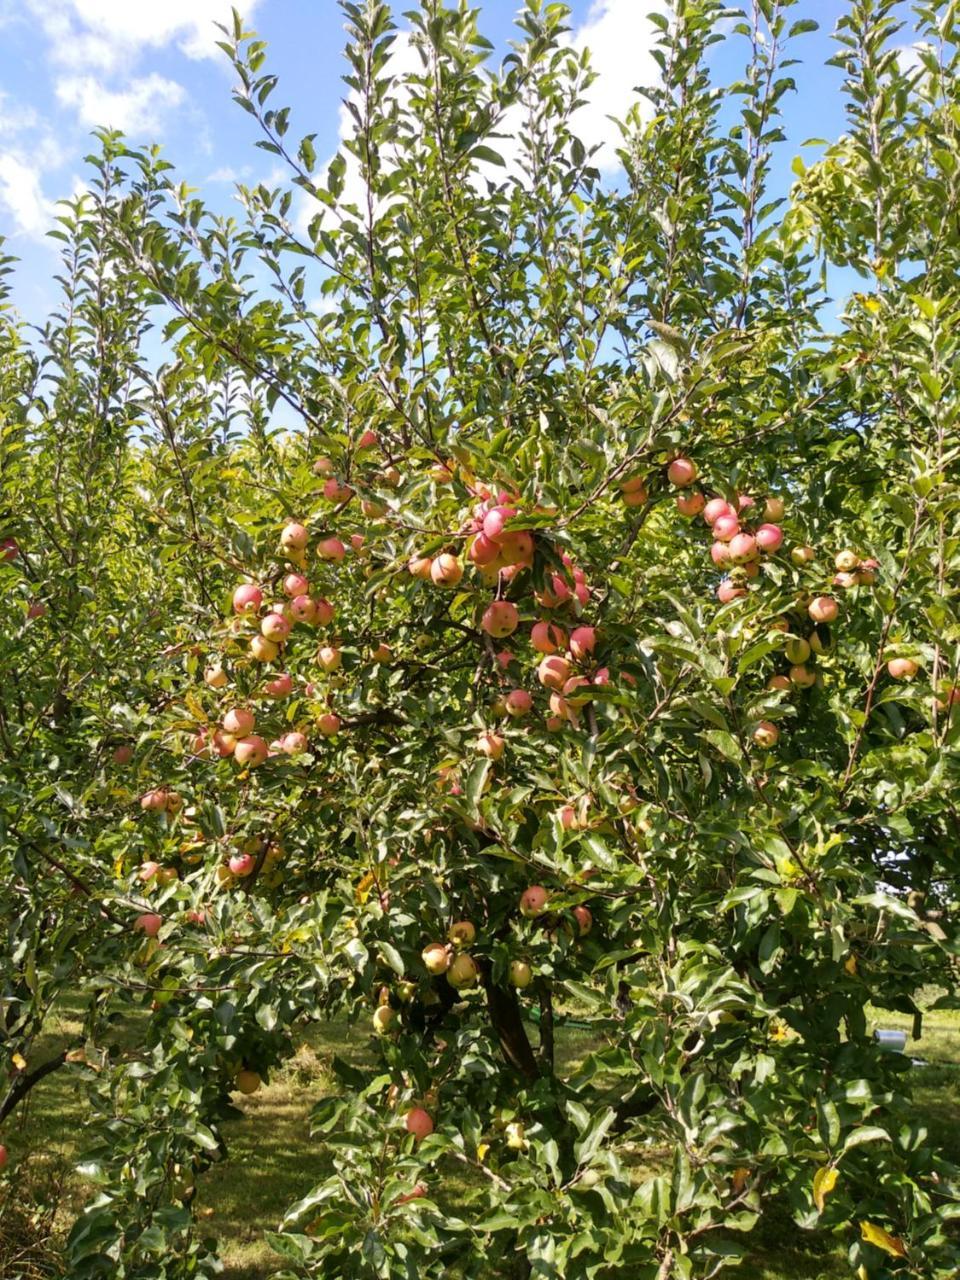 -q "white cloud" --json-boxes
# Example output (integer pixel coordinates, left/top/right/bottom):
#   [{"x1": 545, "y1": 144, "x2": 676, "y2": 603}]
[
  {"x1": 567, "y1": 0, "x2": 666, "y2": 173},
  {"x1": 0, "y1": 152, "x2": 56, "y2": 239},
  {"x1": 56, "y1": 73, "x2": 186, "y2": 134},
  {"x1": 28, "y1": 0, "x2": 260, "y2": 71}
]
